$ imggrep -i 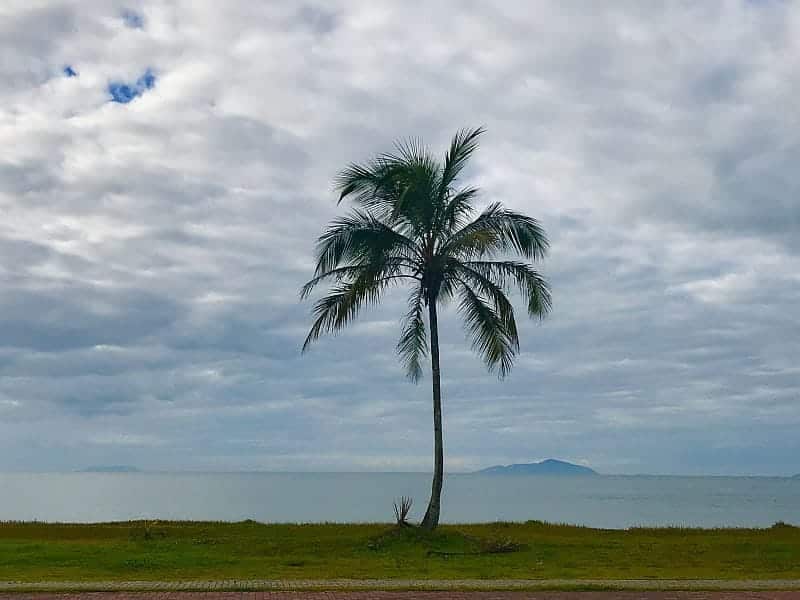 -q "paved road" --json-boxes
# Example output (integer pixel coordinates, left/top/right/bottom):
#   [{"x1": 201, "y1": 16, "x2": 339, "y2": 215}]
[{"x1": 2, "y1": 593, "x2": 800, "y2": 600}]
